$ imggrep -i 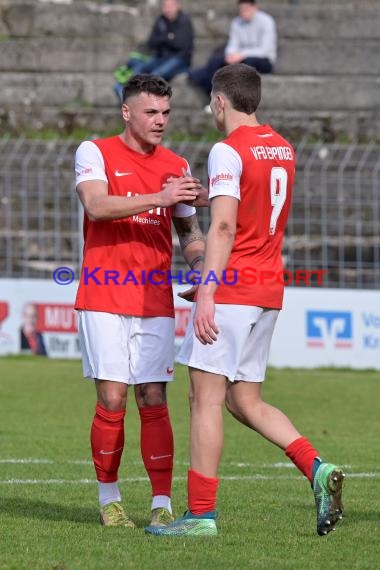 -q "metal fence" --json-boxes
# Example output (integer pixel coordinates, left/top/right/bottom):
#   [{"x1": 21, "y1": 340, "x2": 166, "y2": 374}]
[{"x1": 1, "y1": 137, "x2": 379, "y2": 289}]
